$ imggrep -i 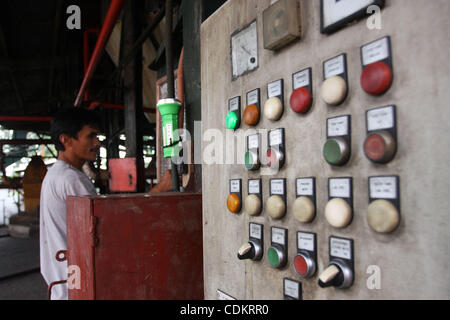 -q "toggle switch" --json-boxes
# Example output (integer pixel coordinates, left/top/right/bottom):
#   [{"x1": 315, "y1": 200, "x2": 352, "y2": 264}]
[
  {"x1": 293, "y1": 178, "x2": 316, "y2": 223},
  {"x1": 294, "y1": 232, "x2": 317, "y2": 279},
  {"x1": 238, "y1": 223, "x2": 263, "y2": 261},
  {"x1": 264, "y1": 79, "x2": 284, "y2": 121},
  {"x1": 323, "y1": 115, "x2": 351, "y2": 166},
  {"x1": 290, "y1": 68, "x2": 313, "y2": 114},
  {"x1": 325, "y1": 178, "x2": 353, "y2": 228},
  {"x1": 245, "y1": 179, "x2": 262, "y2": 216},
  {"x1": 267, "y1": 128, "x2": 285, "y2": 170},
  {"x1": 226, "y1": 97, "x2": 241, "y2": 131},
  {"x1": 227, "y1": 179, "x2": 242, "y2": 214},
  {"x1": 237, "y1": 241, "x2": 263, "y2": 261},
  {"x1": 268, "y1": 227, "x2": 288, "y2": 269},
  {"x1": 244, "y1": 89, "x2": 261, "y2": 126},
  {"x1": 364, "y1": 105, "x2": 397, "y2": 164},
  {"x1": 360, "y1": 36, "x2": 393, "y2": 96},
  {"x1": 321, "y1": 54, "x2": 348, "y2": 106},
  {"x1": 267, "y1": 179, "x2": 286, "y2": 219},
  {"x1": 318, "y1": 261, "x2": 353, "y2": 289},
  {"x1": 318, "y1": 237, "x2": 354, "y2": 289},
  {"x1": 368, "y1": 176, "x2": 400, "y2": 233}
]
